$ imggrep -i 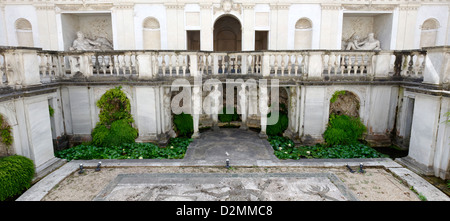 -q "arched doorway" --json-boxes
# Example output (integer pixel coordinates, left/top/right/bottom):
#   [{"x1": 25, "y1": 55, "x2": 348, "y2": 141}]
[{"x1": 214, "y1": 15, "x2": 242, "y2": 51}]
